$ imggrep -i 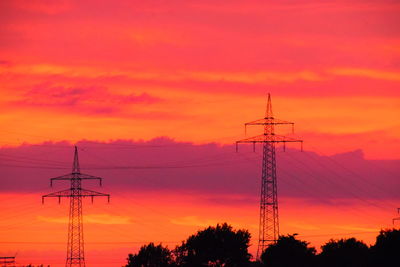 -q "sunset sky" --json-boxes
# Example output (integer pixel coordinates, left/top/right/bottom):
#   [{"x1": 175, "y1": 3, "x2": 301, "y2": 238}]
[{"x1": 0, "y1": 0, "x2": 399, "y2": 266}]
